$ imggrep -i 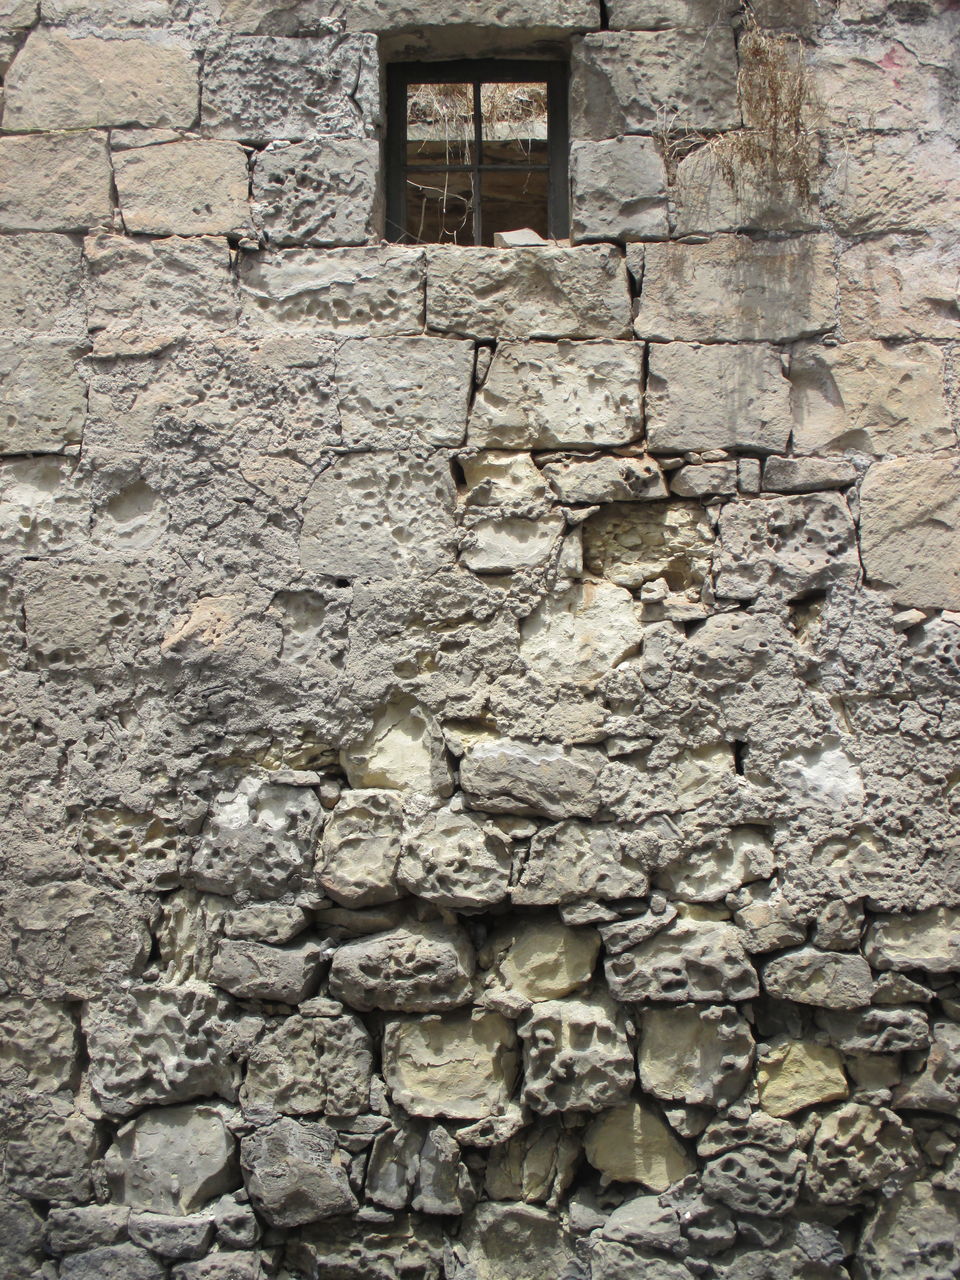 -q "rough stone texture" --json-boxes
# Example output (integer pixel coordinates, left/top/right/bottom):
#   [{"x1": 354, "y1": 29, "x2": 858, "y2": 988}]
[
  {"x1": 253, "y1": 139, "x2": 380, "y2": 246},
  {"x1": 570, "y1": 136, "x2": 669, "y2": 241},
  {"x1": 382, "y1": 1011, "x2": 519, "y2": 1120},
  {"x1": 606, "y1": 919, "x2": 759, "y2": 1003},
  {"x1": 839, "y1": 234, "x2": 960, "y2": 340},
  {"x1": 0, "y1": 130, "x2": 112, "y2": 232},
  {"x1": 105, "y1": 1104, "x2": 239, "y2": 1214},
  {"x1": 328, "y1": 921, "x2": 475, "y2": 1012},
  {"x1": 638, "y1": 1005, "x2": 754, "y2": 1107},
  {"x1": 518, "y1": 995, "x2": 634, "y2": 1113},
  {"x1": 114, "y1": 140, "x2": 252, "y2": 237},
  {"x1": 757, "y1": 1040, "x2": 848, "y2": 1117},
  {"x1": 240, "y1": 1117, "x2": 356, "y2": 1227},
  {"x1": 585, "y1": 1101, "x2": 696, "y2": 1189}
]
